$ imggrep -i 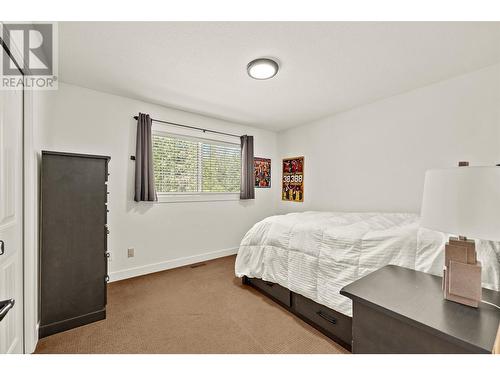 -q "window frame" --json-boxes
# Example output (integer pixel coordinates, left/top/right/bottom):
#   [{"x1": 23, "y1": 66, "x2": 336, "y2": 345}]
[{"x1": 151, "y1": 125, "x2": 241, "y2": 203}]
